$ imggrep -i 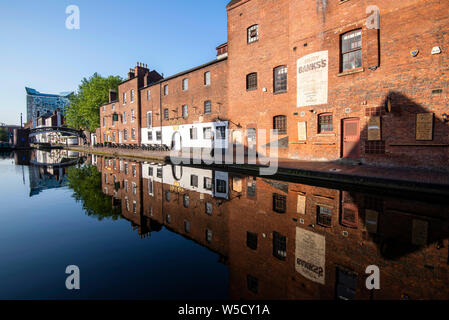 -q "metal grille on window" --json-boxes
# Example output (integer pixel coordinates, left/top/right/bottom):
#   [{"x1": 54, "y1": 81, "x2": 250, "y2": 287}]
[
  {"x1": 246, "y1": 73, "x2": 257, "y2": 90},
  {"x1": 204, "y1": 100, "x2": 212, "y2": 114},
  {"x1": 273, "y1": 193, "x2": 287, "y2": 213},
  {"x1": 341, "y1": 30, "x2": 362, "y2": 71},
  {"x1": 246, "y1": 232, "x2": 258, "y2": 250},
  {"x1": 273, "y1": 115, "x2": 287, "y2": 134},
  {"x1": 317, "y1": 206, "x2": 333, "y2": 227},
  {"x1": 318, "y1": 114, "x2": 333, "y2": 133},
  {"x1": 247, "y1": 25, "x2": 259, "y2": 44},
  {"x1": 273, "y1": 232, "x2": 287, "y2": 260},
  {"x1": 274, "y1": 66, "x2": 287, "y2": 93}
]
